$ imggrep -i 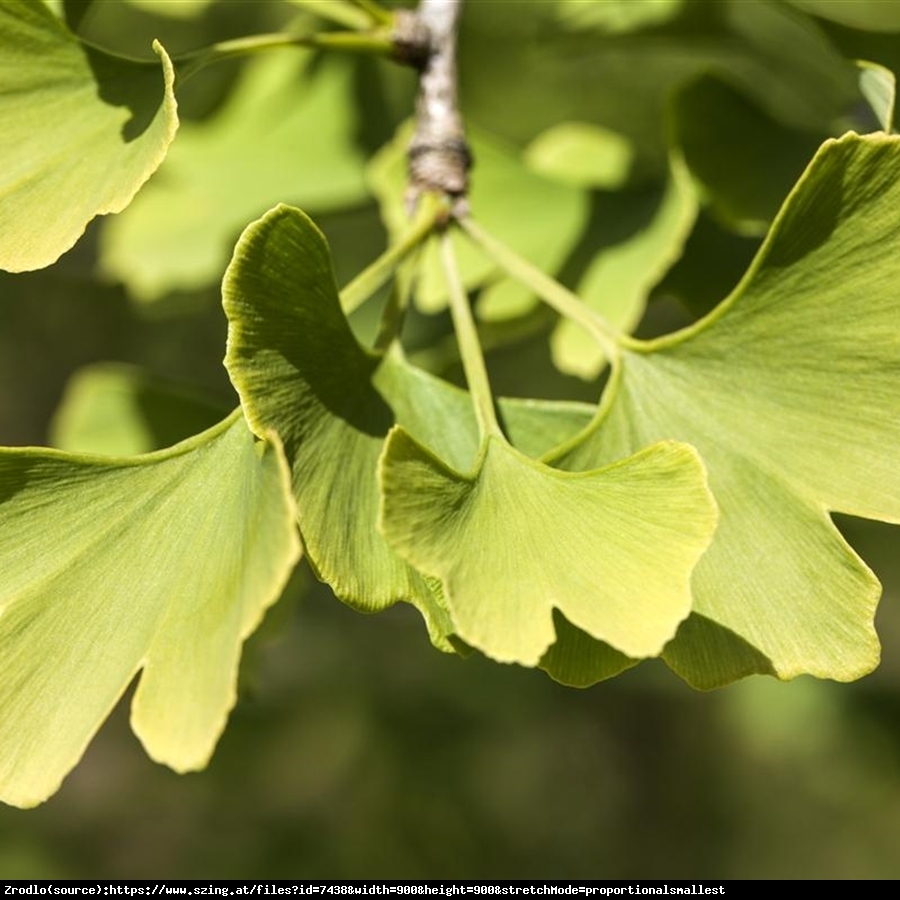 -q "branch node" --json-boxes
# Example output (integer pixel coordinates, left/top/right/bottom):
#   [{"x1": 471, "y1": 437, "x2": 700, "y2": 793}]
[
  {"x1": 391, "y1": 9, "x2": 431, "y2": 68},
  {"x1": 406, "y1": 0, "x2": 470, "y2": 215}
]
